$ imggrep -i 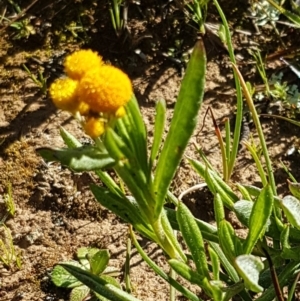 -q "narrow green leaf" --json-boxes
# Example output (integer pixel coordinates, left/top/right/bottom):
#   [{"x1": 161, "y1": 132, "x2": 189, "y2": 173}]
[
  {"x1": 209, "y1": 281, "x2": 224, "y2": 301},
  {"x1": 60, "y1": 127, "x2": 83, "y2": 148},
  {"x1": 214, "y1": 193, "x2": 225, "y2": 229},
  {"x1": 244, "y1": 185, "x2": 273, "y2": 254},
  {"x1": 94, "y1": 170, "x2": 123, "y2": 197},
  {"x1": 280, "y1": 224, "x2": 290, "y2": 250},
  {"x1": 218, "y1": 221, "x2": 236, "y2": 264},
  {"x1": 209, "y1": 242, "x2": 240, "y2": 283},
  {"x1": 219, "y1": 220, "x2": 243, "y2": 264},
  {"x1": 208, "y1": 246, "x2": 220, "y2": 281},
  {"x1": 37, "y1": 146, "x2": 115, "y2": 171},
  {"x1": 117, "y1": 96, "x2": 149, "y2": 176},
  {"x1": 177, "y1": 202, "x2": 209, "y2": 278},
  {"x1": 280, "y1": 195, "x2": 300, "y2": 229},
  {"x1": 60, "y1": 263, "x2": 141, "y2": 301},
  {"x1": 165, "y1": 207, "x2": 219, "y2": 243},
  {"x1": 235, "y1": 255, "x2": 264, "y2": 293},
  {"x1": 188, "y1": 158, "x2": 238, "y2": 208},
  {"x1": 51, "y1": 261, "x2": 82, "y2": 288},
  {"x1": 70, "y1": 285, "x2": 90, "y2": 301},
  {"x1": 160, "y1": 209, "x2": 187, "y2": 261},
  {"x1": 90, "y1": 185, "x2": 156, "y2": 241},
  {"x1": 90, "y1": 250, "x2": 110, "y2": 275},
  {"x1": 236, "y1": 183, "x2": 253, "y2": 201},
  {"x1": 153, "y1": 40, "x2": 206, "y2": 220},
  {"x1": 150, "y1": 99, "x2": 166, "y2": 168},
  {"x1": 104, "y1": 128, "x2": 155, "y2": 217},
  {"x1": 242, "y1": 185, "x2": 281, "y2": 207},
  {"x1": 288, "y1": 180, "x2": 300, "y2": 199},
  {"x1": 99, "y1": 275, "x2": 121, "y2": 289},
  {"x1": 168, "y1": 259, "x2": 211, "y2": 296}
]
